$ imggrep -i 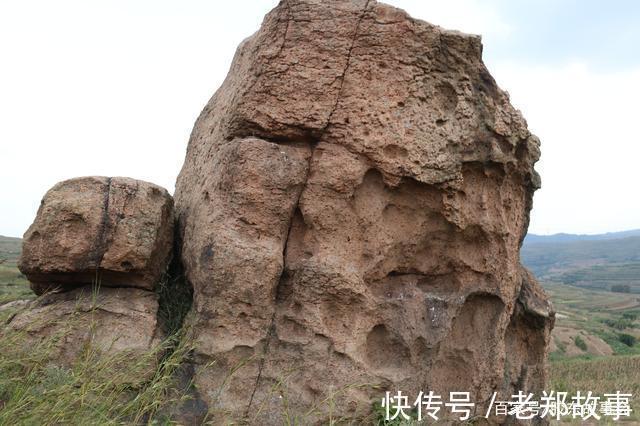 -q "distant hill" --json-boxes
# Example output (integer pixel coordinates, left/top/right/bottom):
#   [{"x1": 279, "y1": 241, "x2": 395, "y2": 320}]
[
  {"x1": 522, "y1": 231, "x2": 640, "y2": 293},
  {"x1": 525, "y1": 229, "x2": 640, "y2": 245}
]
